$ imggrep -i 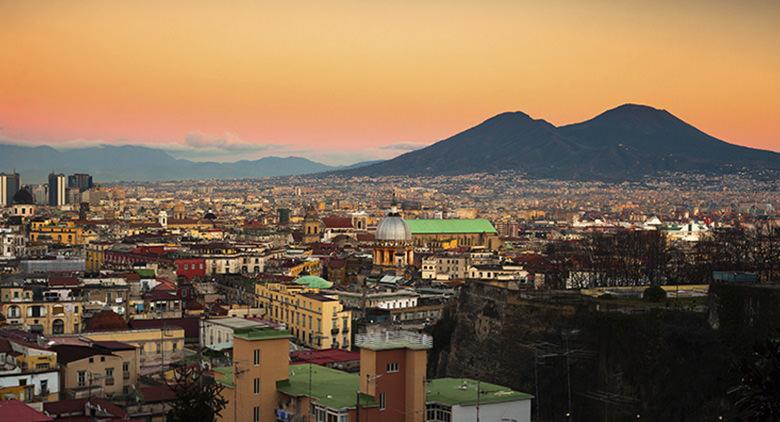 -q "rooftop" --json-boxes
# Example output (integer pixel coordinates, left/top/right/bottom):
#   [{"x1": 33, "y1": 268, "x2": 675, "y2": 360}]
[
  {"x1": 406, "y1": 219, "x2": 497, "y2": 235},
  {"x1": 276, "y1": 364, "x2": 377, "y2": 410},
  {"x1": 232, "y1": 326, "x2": 292, "y2": 341},
  {"x1": 355, "y1": 331, "x2": 432, "y2": 351},
  {"x1": 426, "y1": 378, "x2": 533, "y2": 407}
]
